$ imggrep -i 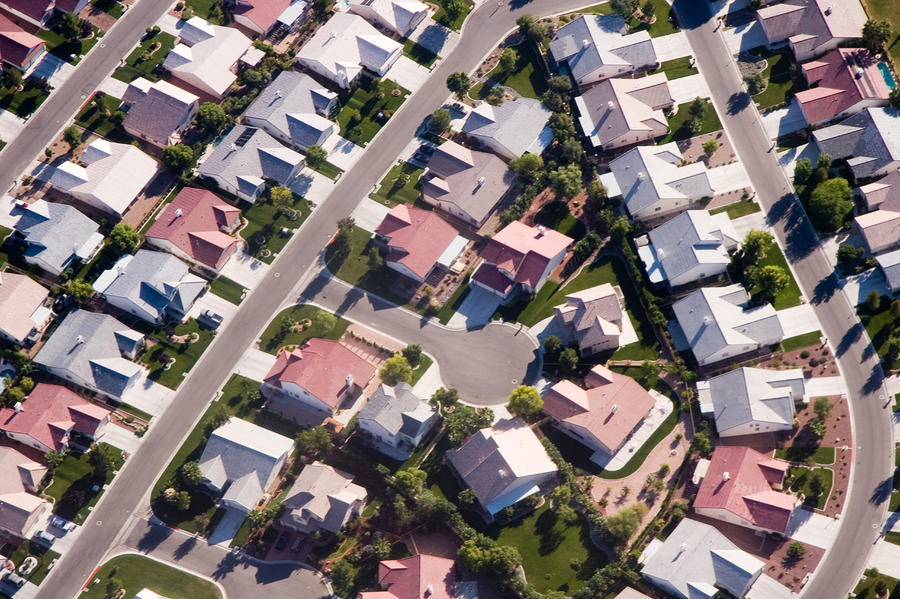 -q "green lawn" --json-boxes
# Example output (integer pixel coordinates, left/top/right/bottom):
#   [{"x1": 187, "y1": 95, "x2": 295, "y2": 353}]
[
  {"x1": 112, "y1": 31, "x2": 177, "y2": 83},
  {"x1": 309, "y1": 159, "x2": 342, "y2": 180},
  {"x1": 0, "y1": 81, "x2": 49, "y2": 118},
  {"x1": 533, "y1": 201, "x2": 587, "y2": 241},
  {"x1": 7, "y1": 541, "x2": 60, "y2": 586},
  {"x1": 884, "y1": 531, "x2": 900, "y2": 546},
  {"x1": 709, "y1": 199, "x2": 761, "y2": 219},
  {"x1": 564, "y1": 3, "x2": 612, "y2": 15},
  {"x1": 75, "y1": 93, "x2": 123, "y2": 139},
  {"x1": 894, "y1": 393, "x2": 900, "y2": 413},
  {"x1": 781, "y1": 330, "x2": 822, "y2": 352},
  {"x1": 410, "y1": 354, "x2": 433, "y2": 385},
  {"x1": 44, "y1": 443, "x2": 124, "y2": 524},
  {"x1": 751, "y1": 50, "x2": 803, "y2": 112},
  {"x1": 774, "y1": 446, "x2": 834, "y2": 464},
  {"x1": 370, "y1": 162, "x2": 424, "y2": 206},
  {"x1": 403, "y1": 40, "x2": 438, "y2": 68},
  {"x1": 865, "y1": 0, "x2": 900, "y2": 66},
  {"x1": 139, "y1": 319, "x2": 215, "y2": 389},
  {"x1": 784, "y1": 465, "x2": 832, "y2": 509},
  {"x1": 240, "y1": 192, "x2": 311, "y2": 263},
  {"x1": 91, "y1": 0, "x2": 125, "y2": 18},
  {"x1": 746, "y1": 239, "x2": 802, "y2": 310},
  {"x1": 433, "y1": 0, "x2": 473, "y2": 30},
  {"x1": 891, "y1": 491, "x2": 900, "y2": 512},
  {"x1": 209, "y1": 276, "x2": 245, "y2": 305},
  {"x1": 637, "y1": 0, "x2": 677, "y2": 37},
  {"x1": 852, "y1": 569, "x2": 899, "y2": 599},
  {"x1": 185, "y1": 0, "x2": 220, "y2": 20},
  {"x1": 483, "y1": 503, "x2": 607, "y2": 594},
  {"x1": 476, "y1": 41, "x2": 548, "y2": 100},
  {"x1": 36, "y1": 25, "x2": 103, "y2": 65},
  {"x1": 82, "y1": 554, "x2": 221, "y2": 599},
  {"x1": 259, "y1": 304, "x2": 349, "y2": 354},
  {"x1": 653, "y1": 56, "x2": 697, "y2": 80},
  {"x1": 437, "y1": 279, "x2": 471, "y2": 325},
  {"x1": 658, "y1": 99, "x2": 721, "y2": 144},
  {"x1": 336, "y1": 79, "x2": 409, "y2": 146},
  {"x1": 858, "y1": 296, "x2": 900, "y2": 370}
]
